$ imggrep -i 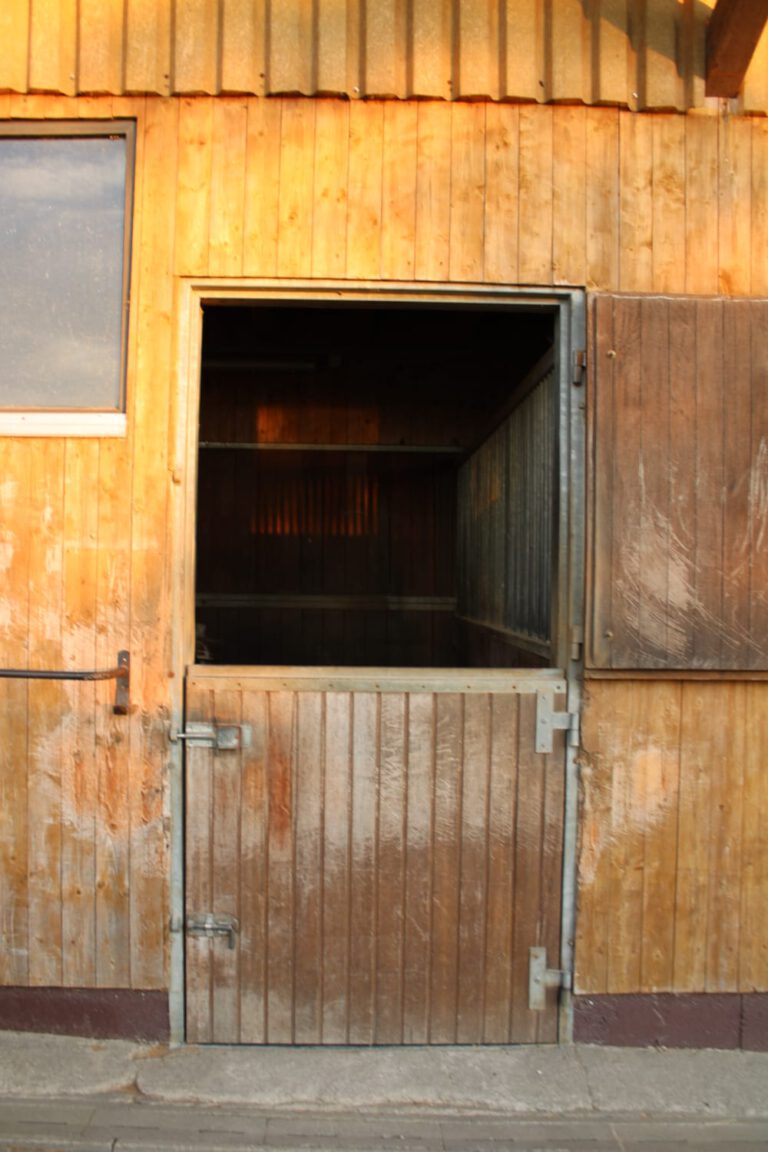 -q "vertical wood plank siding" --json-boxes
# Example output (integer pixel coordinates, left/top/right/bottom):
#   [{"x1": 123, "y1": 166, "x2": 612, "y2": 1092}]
[
  {"x1": 576, "y1": 679, "x2": 768, "y2": 995},
  {"x1": 0, "y1": 94, "x2": 766, "y2": 996},
  {"x1": 184, "y1": 674, "x2": 565, "y2": 1043},
  {"x1": 2, "y1": 0, "x2": 768, "y2": 112},
  {"x1": 589, "y1": 296, "x2": 768, "y2": 671}
]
